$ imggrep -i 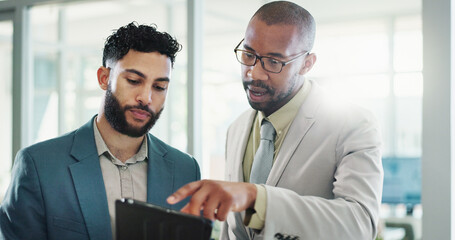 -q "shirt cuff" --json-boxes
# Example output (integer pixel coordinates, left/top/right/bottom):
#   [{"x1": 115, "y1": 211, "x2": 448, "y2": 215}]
[{"x1": 244, "y1": 184, "x2": 267, "y2": 230}]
